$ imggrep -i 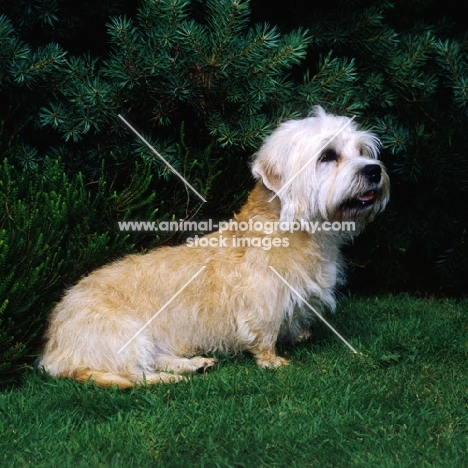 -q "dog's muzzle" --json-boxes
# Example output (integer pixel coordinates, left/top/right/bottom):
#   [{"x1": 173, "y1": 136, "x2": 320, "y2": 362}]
[{"x1": 337, "y1": 164, "x2": 386, "y2": 215}]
